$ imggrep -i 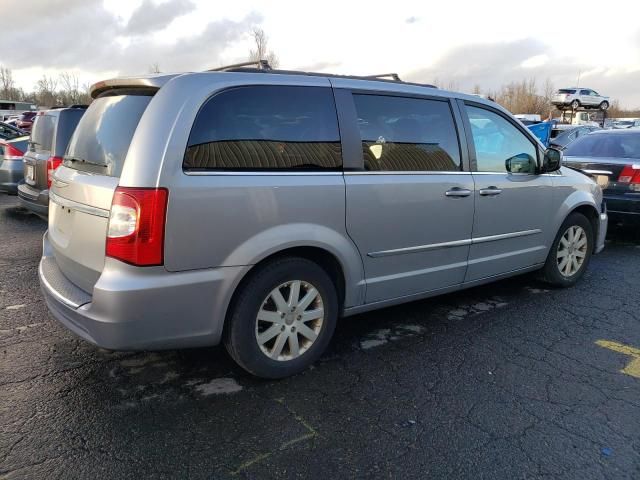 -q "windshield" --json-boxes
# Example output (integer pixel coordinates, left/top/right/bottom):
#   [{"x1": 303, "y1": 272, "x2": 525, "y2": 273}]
[
  {"x1": 564, "y1": 133, "x2": 640, "y2": 159},
  {"x1": 64, "y1": 93, "x2": 152, "y2": 177}
]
